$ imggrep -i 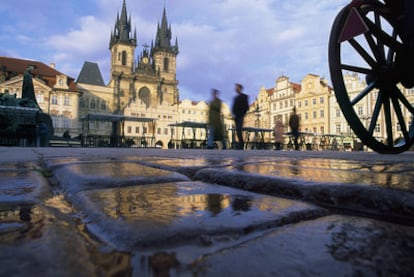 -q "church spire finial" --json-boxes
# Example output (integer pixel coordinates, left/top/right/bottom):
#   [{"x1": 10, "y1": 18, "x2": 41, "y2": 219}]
[{"x1": 109, "y1": 0, "x2": 136, "y2": 49}]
